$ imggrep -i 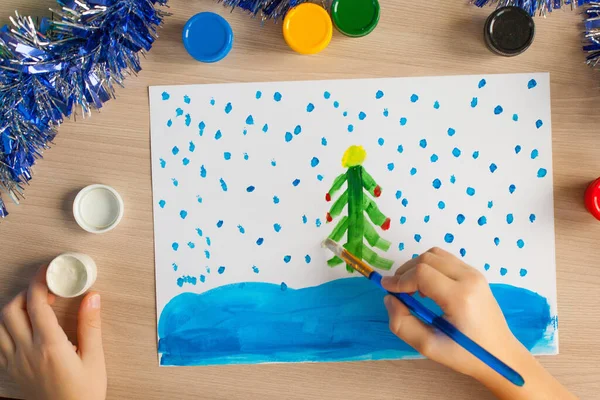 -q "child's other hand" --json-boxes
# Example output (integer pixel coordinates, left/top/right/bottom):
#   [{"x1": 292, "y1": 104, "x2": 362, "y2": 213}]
[
  {"x1": 0, "y1": 265, "x2": 107, "y2": 400},
  {"x1": 381, "y1": 247, "x2": 524, "y2": 381}
]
